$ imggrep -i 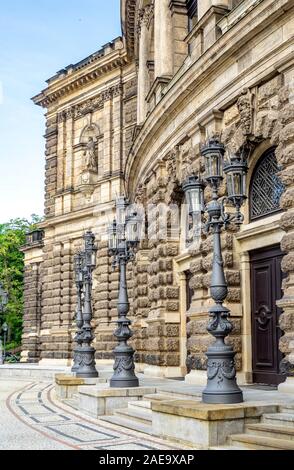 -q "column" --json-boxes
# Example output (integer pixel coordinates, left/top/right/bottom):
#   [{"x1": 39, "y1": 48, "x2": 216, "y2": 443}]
[
  {"x1": 154, "y1": 0, "x2": 173, "y2": 79},
  {"x1": 103, "y1": 92, "x2": 113, "y2": 176},
  {"x1": 137, "y1": 10, "x2": 150, "y2": 124},
  {"x1": 169, "y1": 0, "x2": 188, "y2": 74},
  {"x1": 57, "y1": 113, "x2": 65, "y2": 192},
  {"x1": 112, "y1": 86, "x2": 123, "y2": 172},
  {"x1": 65, "y1": 109, "x2": 74, "y2": 190}
]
